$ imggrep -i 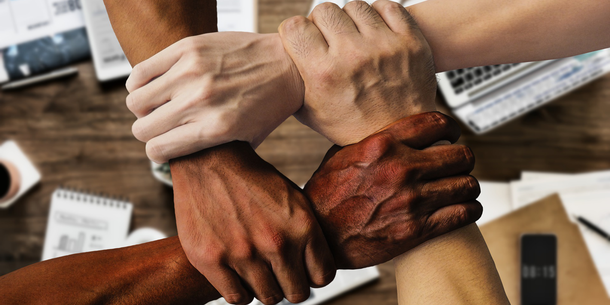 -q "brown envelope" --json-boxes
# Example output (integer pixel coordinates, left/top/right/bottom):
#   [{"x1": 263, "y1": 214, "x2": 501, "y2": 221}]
[{"x1": 480, "y1": 194, "x2": 610, "y2": 305}]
